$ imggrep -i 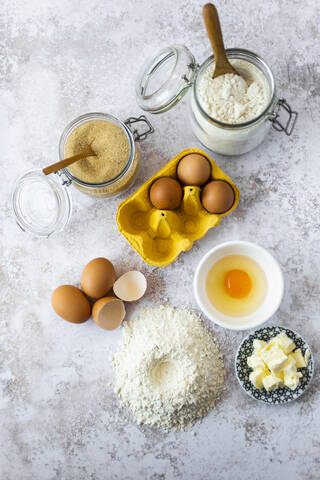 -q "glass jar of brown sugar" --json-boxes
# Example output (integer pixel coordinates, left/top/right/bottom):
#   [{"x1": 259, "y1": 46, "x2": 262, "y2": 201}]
[{"x1": 59, "y1": 112, "x2": 153, "y2": 198}]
